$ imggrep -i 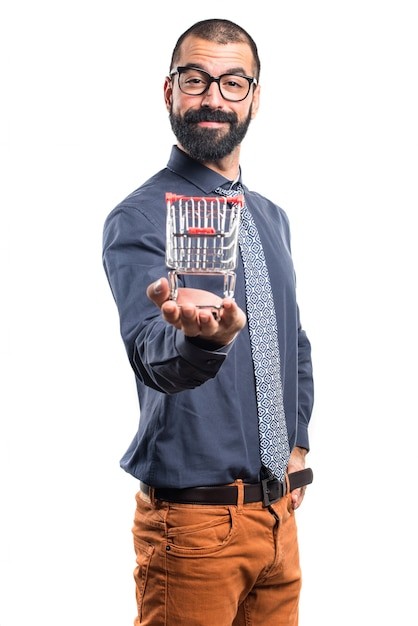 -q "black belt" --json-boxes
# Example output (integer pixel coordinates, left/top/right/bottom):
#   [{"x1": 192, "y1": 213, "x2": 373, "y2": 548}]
[{"x1": 140, "y1": 468, "x2": 313, "y2": 508}]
